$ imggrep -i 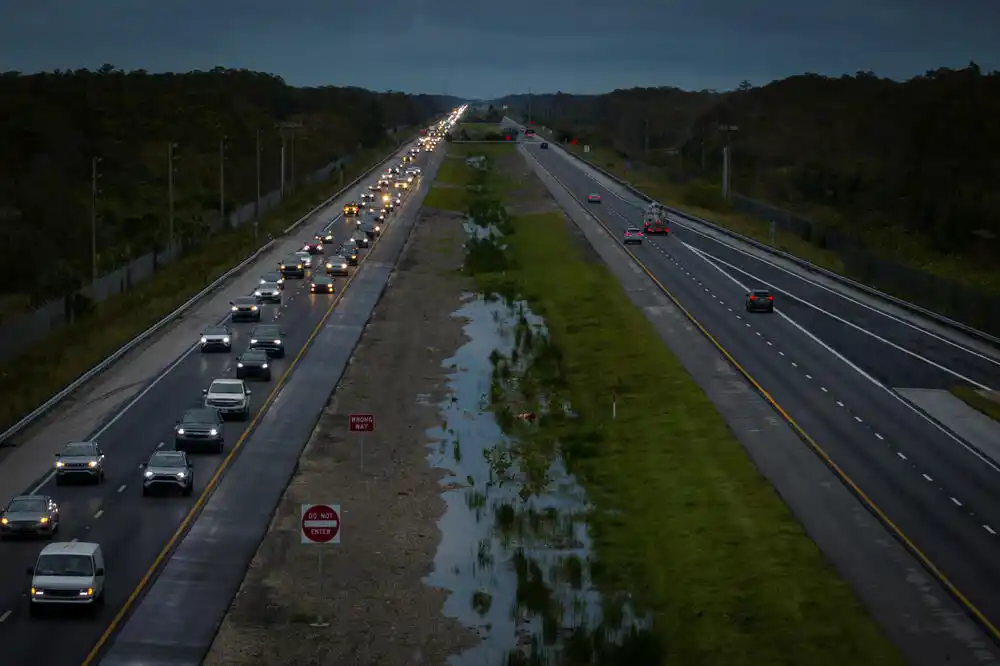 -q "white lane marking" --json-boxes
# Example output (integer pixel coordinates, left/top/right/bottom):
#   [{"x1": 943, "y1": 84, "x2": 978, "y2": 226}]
[
  {"x1": 0, "y1": 610, "x2": 10, "y2": 623},
  {"x1": 766, "y1": 341, "x2": 773, "y2": 346},
  {"x1": 791, "y1": 362, "x2": 798, "y2": 367},
  {"x1": 93, "y1": 509, "x2": 104, "y2": 519},
  {"x1": 684, "y1": 243, "x2": 1000, "y2": 475},
  {"x1": 117, "y1": 484, "x2": 126, "y2": 493},
  {"x1": 805, "y1": 374, "x2": 812, "y2": 380},
  {"x1": 985, "y1": 525, "x2": 997, "y2": 536},
  {"x1": 835, "y1": 400, "x2": 844, "y2": 407},
  {"x1": 778, "y1": 351, "x2": 785, "y2": 356},
  {"x1": 157, "y1": 441, "x2": 165, "y2": 449},
  {"x1": 875, "y1": 433, "x2": 885, "y2": 440},
  {"x1": 820, "y1": 387, "x2": 828, "y2": 392},
  {"x1": 682, "y1": 242, "x2": 991, "y2": 390},
  {"x1": 673, "y1": 221, "x2": 1000, "y2": 370},
  {"x1": 854, "y1": 416, "x2": 863, "y2": 423},
  {"x1": 923, "y1": 473, "x2": 934, "y2": 482},
  {"x1": 951, "y1": 497, "x2": 963, "y2": 507},
  {"x1": 897, "y1": 452, "x2": 908, "y2": 461}
]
